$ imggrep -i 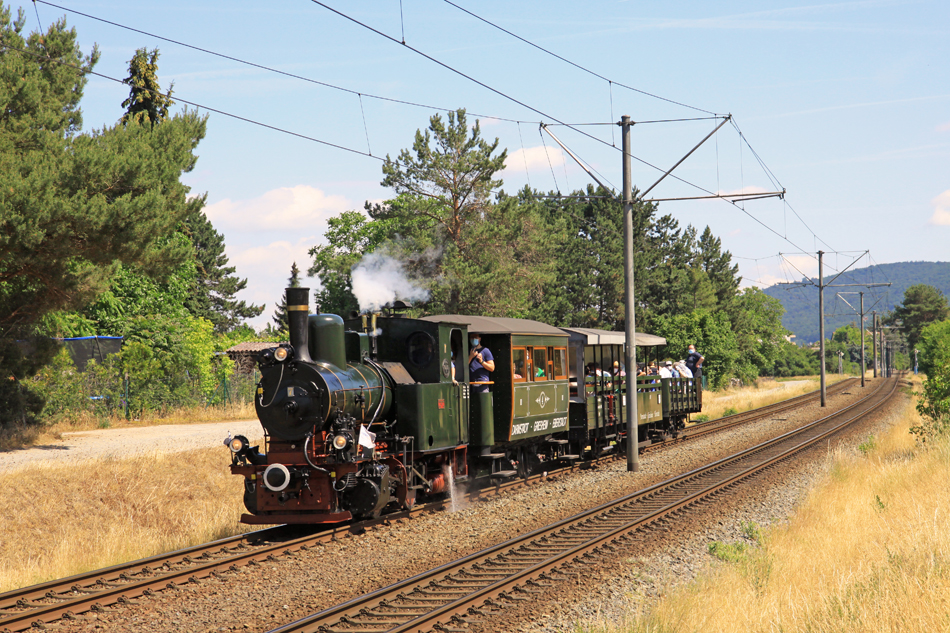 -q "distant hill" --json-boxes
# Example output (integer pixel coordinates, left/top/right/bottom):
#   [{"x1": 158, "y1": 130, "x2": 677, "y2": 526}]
[{"x1": 762, "y1": 261, "x2": 950, "y2": 344}]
